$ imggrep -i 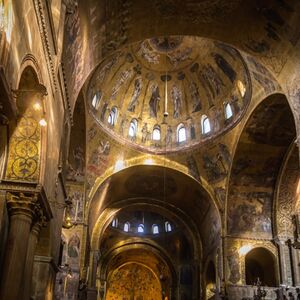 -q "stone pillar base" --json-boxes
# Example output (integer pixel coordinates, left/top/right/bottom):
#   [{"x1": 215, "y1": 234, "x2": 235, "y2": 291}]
[
  {"x1": 31, "y1": 255, "x2": 57, "y2": 300},
  {"x1": 86, "y1": 287, "x2": 97, "y2": 300}
]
